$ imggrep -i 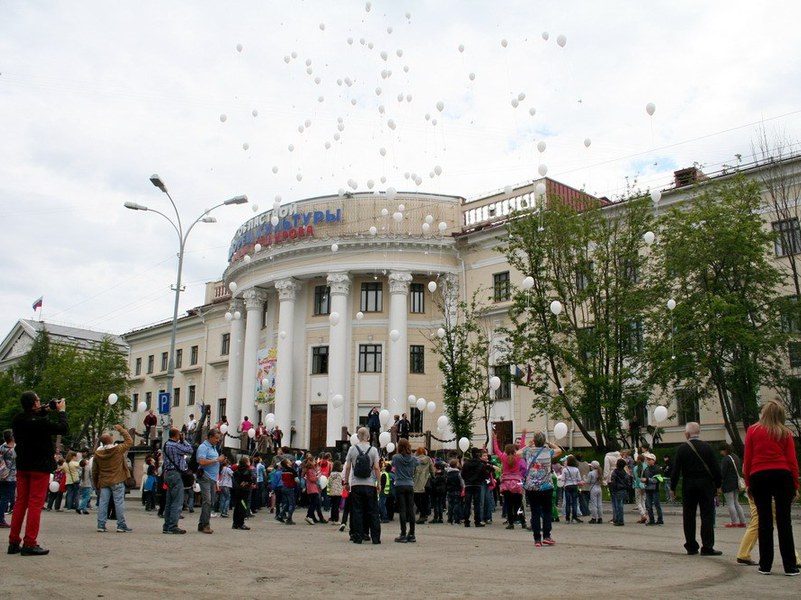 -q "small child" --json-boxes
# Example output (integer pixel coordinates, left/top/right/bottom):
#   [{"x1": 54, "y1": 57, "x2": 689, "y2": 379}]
[
  {"x1": 303, "y1": 458, "x2": 325, "y2": 524},
  {"x1": 232, "y1": 456, "x2": 252, "y2": 530},
  {"x1": 142, "y1": 457, "x2": 157, "y2": 511},
  {"x1": 641, "y1": 453, "x2": 664, "y2": 525},
  {"x1": 218, "y1": 458, "x2": 233, "y2": 518},
  {"x1": 585, "y1": 460, "x2": 603, "y2": 523},
  {"x1": 610, "y1": 458, "x2": 632, "y2": 526},
  {"x1": 445, "y1": 459, "x2": 464, "y2": 525},
  {"x1": 328, "y1": 461, "x2": 343, "y2": 524},
  {"x1": 379, "y1": 462, "x2": 393, "y2": 523},
  {"x1": 430, "y1": 463, "x2": 447, "y2": 523}
]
